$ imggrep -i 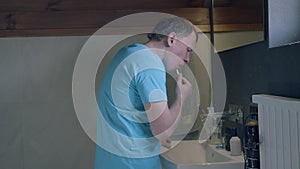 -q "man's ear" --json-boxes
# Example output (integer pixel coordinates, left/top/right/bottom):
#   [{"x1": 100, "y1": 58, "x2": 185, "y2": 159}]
[{"x1": 166, "y1": 32, "x2": 177, "y2": 47}]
